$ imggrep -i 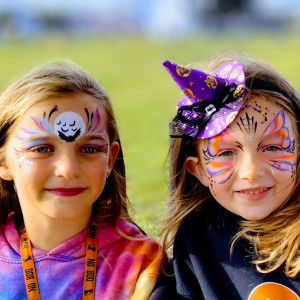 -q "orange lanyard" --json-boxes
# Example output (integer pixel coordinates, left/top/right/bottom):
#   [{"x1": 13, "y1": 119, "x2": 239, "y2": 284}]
[{"x1": 20, "y1": 224, "x2": 98, "y2": 300}]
